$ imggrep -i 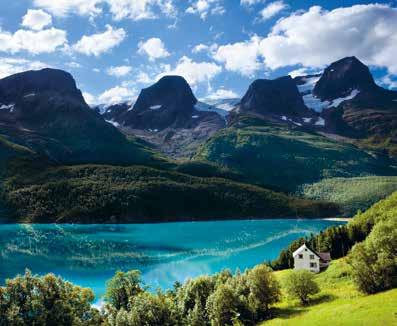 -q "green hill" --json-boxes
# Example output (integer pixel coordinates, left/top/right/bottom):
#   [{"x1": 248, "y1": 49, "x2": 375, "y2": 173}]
[
  {"x1": 299, "y1": 176, "x2": 397, "y2": 216},
  {"x1": 2, "y1": 157, "x2": 338, "y2": 223},
  {"x1": 195, "y1": 119, "x2": 396, "y2": 192}
]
